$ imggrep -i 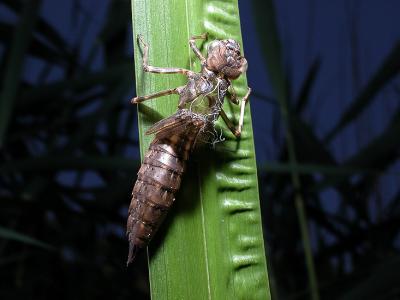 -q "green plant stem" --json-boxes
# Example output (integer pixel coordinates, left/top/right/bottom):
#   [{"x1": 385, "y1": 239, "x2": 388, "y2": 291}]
[
  {"x1": 0, "y1": 0, "x2": 40, "y2": 147},
  {"x1": 288, "y1": 119, "x2": 320, "y2": 300},
  {"x1": 251, "y1": 0, "x2": 319, "y2": 299}
]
